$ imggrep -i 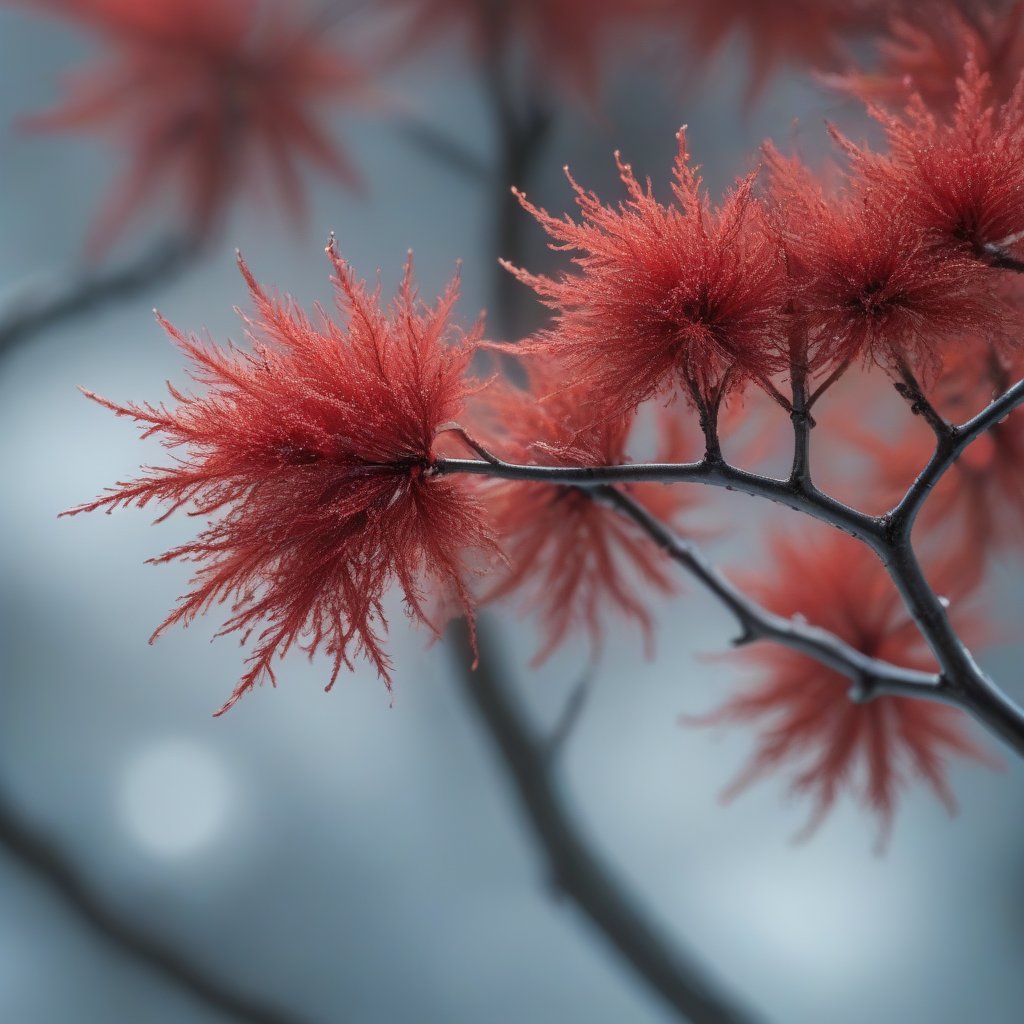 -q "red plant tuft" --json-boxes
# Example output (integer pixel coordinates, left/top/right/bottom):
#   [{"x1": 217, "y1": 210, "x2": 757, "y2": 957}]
[
  {"x1": 763, "y1": 139, "x2": 1008, "y2": 379},
  {"x1": 22, "y1": 0, "x2": 366, "y2": 253},
  {"x1": 829, "y1": 0, "x2": 1024, "y2": 112},
  {"x1": 690, "y1": 532, "x2": 994, "y2": 843},
  {"x1": 472, "y1": 365, "x2": 702, "y2": 665},
  {"x1": 62, "y1": 243, "x2": 498, "y2": 714},
  {"x1": 505, "y1": 132, "x2": 790, "y2": 420},
  {"x1": 837, "y1": 60, "x2": 1024, "y2": 270}
]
